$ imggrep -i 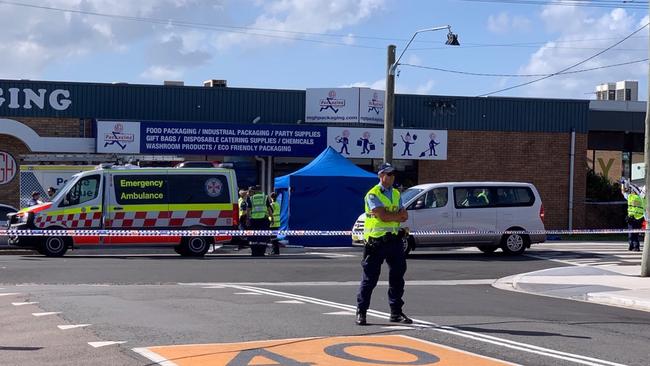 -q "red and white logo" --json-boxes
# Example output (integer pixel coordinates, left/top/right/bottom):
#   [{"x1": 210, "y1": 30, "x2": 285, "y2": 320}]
[
  {"x1": 205, "y1": 178, "x2": 223, "y2": 198},
  {"x1": 0, "y1": 151, "x2": 16, "y2": 185}
]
